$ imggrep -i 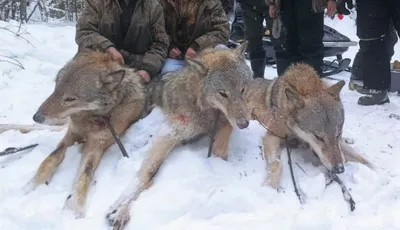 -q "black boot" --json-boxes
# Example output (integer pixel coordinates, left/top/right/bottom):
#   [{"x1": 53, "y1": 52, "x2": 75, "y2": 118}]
[
  {"x1": 357, "y1": 90, "x2": 390, "y2": 106},
  {"x1": 249, "y1": 51, "x2": 266, "y2": 78}
]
